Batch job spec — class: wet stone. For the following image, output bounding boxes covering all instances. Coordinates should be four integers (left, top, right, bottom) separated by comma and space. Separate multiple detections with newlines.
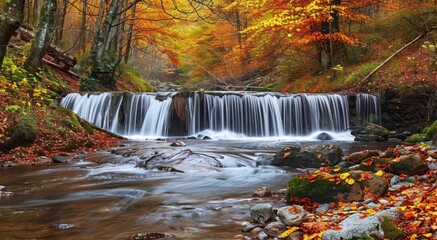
129, 232, 174, 240
277, 205, 308, 226
316, 203, 330, 213
170, 141, 186, 147
250, 203, 273, 224
264, 222, 287, 238
257, 231, 268, 240
242, 222, 256, 232
252, 187, 272, 198
51, 224, 76, 230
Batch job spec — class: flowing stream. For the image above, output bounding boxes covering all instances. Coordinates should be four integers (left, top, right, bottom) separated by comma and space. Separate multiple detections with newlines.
0, 139, 396, 239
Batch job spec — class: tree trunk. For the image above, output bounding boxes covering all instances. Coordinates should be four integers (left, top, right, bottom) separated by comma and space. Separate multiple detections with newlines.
124, 2, 136, 63
79, 0, 87, 53
89, 0, 106, 64
24, 0, 57, 74
55, 0, 67, 44
0, 0, 26, 70
33, 0, 39, 24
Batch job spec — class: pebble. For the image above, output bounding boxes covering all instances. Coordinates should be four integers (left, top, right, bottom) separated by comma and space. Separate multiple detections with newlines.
367, 203, 379, 209
257, 231, 268, 240
390, 175, 400, 186
417, 175, 429, 182
316, 203, 330, 213
362, 199, 374, 205
343, 206, 352, 211
242, 222, 256, 232
428, 163, 437, 170
379, 199, 389, 205
0, 185, 5, 191
51, 224, 76, 230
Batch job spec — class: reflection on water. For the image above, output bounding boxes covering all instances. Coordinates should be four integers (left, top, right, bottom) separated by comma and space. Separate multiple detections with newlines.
0, 139, 395, 239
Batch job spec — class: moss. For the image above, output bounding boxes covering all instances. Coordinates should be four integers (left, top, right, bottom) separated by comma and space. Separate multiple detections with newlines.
404, 133, 427, 143
381, 217, 405, 239
356, 158, 388, 172
7, 113, 39, 147
426, 120, 437, 139
286, 176, 350, 203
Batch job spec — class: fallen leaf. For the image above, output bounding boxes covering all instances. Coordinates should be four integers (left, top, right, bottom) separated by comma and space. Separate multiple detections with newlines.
375, 170, 384, 176
345, 177, 355, 185
302, 222, 330, 234
280, 226, 300, 238
317, 153, 322, 159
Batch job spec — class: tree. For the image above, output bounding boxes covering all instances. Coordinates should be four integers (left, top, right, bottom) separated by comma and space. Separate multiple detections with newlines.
24, 0, 57, 74
0, 0, 26, 70
242, 0, 370, 69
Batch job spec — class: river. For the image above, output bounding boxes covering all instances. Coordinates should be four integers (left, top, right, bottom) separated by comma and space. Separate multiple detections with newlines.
0, 138, 395, 239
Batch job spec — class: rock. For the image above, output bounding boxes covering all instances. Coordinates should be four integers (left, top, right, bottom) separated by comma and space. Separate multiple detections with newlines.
264, 222, 287, 238
129, 232, 174, 239
427, 150, 437, 159
315, 203, 330, 213
362, 199, 374, 205
257, 231, 268, 240
316, 132, 333, 140
322, 208, 402, 240
232, 235, 252, 240
170, 140, 186, 147
347, 150, 380, 164
389, 182, 411, 191
252, 187, 272, 198
350, 171, 389, 199
0, 185, 5, 191
272, 145, 343, 168
277, 205, 308, 226
250, 227, 263, 236
287, 230, 304, 240
428, 163, 437, 170
389, 154, 429, 175
390, 175, 401, 186
351, 123, 390, 141
0, 191, 14, 197
404, 133, 427, 143
51, 224, 76, 230
52, 156, 68, 163
286, 175, 363, 203
250, 204, 273, 225
242, 222, 256, 232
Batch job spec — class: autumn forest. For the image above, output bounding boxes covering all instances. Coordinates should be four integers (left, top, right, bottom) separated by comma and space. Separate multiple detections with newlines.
1, 1, 437, 239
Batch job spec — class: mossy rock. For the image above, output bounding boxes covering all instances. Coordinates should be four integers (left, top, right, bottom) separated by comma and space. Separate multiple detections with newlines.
272, 145, 343, 168
404, 133, 427, 143
286, 176, 358, 203
351, 123, 390, 142
356, 158, 388, 172
381, 217, 405, 239
426, 120, 437, 139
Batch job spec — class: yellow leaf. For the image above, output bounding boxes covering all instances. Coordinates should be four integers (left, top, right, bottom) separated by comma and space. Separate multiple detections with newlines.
340, 172, 350, 180
345, 177, 355, 185
375, 170, 384, 177
280, 226, 300, 238
410, 234, 418, 240
317, 153, 322, 159
333, 167, 342, 172
366, 209, 376, 215
398, 206, 407, 211
392, 157, 400, 162
423, 233, 432, 238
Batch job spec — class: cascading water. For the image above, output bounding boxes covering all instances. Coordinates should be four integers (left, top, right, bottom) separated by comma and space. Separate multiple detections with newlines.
187, 93, 350, 137
61, 92, 174, 137
61, 92, 379, 139
356, 93, 381, 125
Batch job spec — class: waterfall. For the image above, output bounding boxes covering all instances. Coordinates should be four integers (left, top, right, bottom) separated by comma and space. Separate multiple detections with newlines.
61, 92, 380, 139
356, 93, 381, 125
60, 92, 174, 136
187, 93, 349, 137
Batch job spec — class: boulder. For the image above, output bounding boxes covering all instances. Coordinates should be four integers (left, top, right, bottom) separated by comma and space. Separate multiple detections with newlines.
347, 150, 380, 164
272, 145, 343, 168
349, 171, 389, 199
52, 156, 68, 163
389, 154, 429, 175
286, 171, 388, 203
277, 205, 308, 226
322, 208, 402, 240
351, 123, 390, 142
316, 132, 333, 140
264, 222, 287, 238
250, 203, 273, 225
170, 140, 186, 147
286, 176, 363, 203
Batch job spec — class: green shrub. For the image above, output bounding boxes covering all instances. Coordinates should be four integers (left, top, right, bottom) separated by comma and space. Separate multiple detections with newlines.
9, 113, 38, 145
79, 76, 97, 91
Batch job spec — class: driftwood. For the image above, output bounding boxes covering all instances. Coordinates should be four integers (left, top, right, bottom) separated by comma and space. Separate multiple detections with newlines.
11, 26, 77, 74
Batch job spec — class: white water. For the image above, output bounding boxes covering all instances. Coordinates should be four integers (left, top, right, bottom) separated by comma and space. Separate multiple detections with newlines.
61, 92, 380, 140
